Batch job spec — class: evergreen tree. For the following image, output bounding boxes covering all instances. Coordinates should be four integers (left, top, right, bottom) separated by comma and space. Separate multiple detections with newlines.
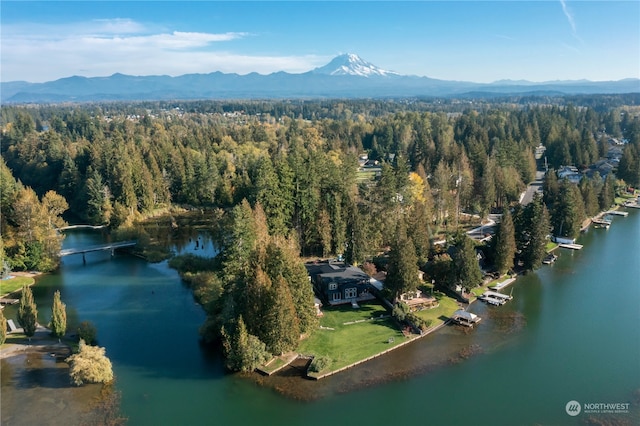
223, 200, 257, 281
492, 208, 516, 275
261, 276, 300, 355
385, 235, 420, 300
263, 239, 318, 334
222, 316, 270, 372
425, 253, 454, 290
617, 144, 639, 187
517, 195, 551, 271
453, 235, 482, 292
50, 290, 67, 340
551, 180, 586, 239
18, 284, 38, 339
599, 173, 616, 211
579, 177, 600, 218
542, 170, 560, 211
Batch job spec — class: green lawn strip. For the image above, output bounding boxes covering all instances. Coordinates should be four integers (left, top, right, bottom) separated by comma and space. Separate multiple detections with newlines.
298, 301, 404, 374
0, 276, 35, 297
299, 318, 404, 374
545, 241, 559, 252
412, 295, 459, 325
259, 357, 287, 375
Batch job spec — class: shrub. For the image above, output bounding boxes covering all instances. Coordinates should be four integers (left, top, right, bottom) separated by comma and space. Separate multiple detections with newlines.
66, 339, 114, 386
392, 302, 410, 322
78, 321, 97, 344
308, 356, 330, 373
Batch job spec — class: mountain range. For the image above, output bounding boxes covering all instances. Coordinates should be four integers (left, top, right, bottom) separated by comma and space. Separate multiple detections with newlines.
2, 53, 639, 103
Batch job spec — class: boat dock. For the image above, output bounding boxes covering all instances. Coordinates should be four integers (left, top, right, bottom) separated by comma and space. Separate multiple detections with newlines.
479, 295, 505, 305
623, 202, 640, 209
592, 218, 611, 226
606, 210, 629, 217
479, 290, 512, 306
559, 243, 583, 250
490, 277, 516, 290
0, 298, 19, 305
451, 309, 481, 327
542, 253, 558, 264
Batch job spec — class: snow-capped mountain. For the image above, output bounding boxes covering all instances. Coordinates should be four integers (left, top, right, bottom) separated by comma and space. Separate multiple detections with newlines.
2, 53, 638, 103
312, 53, 399, 77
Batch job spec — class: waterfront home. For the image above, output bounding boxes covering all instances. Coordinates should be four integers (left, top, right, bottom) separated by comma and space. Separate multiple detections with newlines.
305, 260, 376, 306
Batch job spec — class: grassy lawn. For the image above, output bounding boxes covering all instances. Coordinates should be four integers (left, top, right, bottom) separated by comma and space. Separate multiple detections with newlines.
545, 241, 558, 252
297, 301, 404, 374
412, 293, 459, 324
0, 276, 34, 297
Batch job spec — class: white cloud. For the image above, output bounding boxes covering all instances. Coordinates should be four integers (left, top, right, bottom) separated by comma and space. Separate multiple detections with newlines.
1, 19, 327, 82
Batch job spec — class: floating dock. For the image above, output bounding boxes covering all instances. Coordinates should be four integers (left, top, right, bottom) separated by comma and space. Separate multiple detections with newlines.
606, 210, 629, 217
0, 298, 19, 305
479, 295, 505, 305
559, 243, 583, 250
623, 202, 640, 209
483, 290, 512, 301
479, 290, 512, 306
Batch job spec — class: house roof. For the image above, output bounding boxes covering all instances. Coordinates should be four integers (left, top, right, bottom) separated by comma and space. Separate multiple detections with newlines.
305, 260, 370, 285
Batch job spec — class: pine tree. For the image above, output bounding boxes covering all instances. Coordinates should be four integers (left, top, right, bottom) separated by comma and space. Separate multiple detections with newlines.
222, 316, 270, 372
262, 276, 300, 355
18, 284, 38, 339
617, 144, 639, 187
580, 177, 600, 218
492, 208, 516, 275
599, 173, 616, 211
518, 195, 551, 271
50, 290, 67, 340
551, 180, 585, 239
453, 235, 482, 292
386, 235, 420, 300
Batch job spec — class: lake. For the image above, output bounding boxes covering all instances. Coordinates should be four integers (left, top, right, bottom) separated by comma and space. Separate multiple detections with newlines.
2, 209, 639, 425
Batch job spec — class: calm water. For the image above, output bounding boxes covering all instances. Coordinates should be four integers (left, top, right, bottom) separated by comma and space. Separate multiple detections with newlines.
4, 210, 639, 425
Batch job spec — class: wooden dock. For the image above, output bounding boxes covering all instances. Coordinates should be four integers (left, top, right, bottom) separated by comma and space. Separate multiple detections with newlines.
606, 210, 629, 217
490, 277, 516, 290
623, 202, 640, 209
0, 298, 19, 305
559, 243, 583, 250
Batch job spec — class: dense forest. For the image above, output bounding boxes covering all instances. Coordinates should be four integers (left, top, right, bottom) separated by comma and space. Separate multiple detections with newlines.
1, 96, 639, 369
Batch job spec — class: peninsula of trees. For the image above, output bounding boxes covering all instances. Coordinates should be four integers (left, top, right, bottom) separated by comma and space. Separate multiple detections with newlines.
1, 95, 638, 370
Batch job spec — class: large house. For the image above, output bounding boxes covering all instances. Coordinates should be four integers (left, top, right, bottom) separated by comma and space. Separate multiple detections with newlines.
305, 260, 376, 306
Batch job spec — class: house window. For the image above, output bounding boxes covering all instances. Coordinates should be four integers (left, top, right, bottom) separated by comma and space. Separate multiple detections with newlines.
329, 283, 337, 290
332, 293, 341, 301
345, 288, 357, 299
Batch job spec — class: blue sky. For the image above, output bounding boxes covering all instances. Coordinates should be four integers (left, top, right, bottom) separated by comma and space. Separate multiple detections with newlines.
2, 1, 639, 83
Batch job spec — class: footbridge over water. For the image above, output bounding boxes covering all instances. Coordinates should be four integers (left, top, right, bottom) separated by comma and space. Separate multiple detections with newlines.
59, 240, 137, 261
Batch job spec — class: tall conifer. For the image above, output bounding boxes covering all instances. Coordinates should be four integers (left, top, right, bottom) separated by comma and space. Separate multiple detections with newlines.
50, 290, 67, 340
18, 284, 38, 339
